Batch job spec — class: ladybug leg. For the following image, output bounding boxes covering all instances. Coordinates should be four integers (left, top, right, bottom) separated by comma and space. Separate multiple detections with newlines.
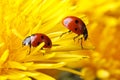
60, 30, 71, 37
73, 35, 79, 41
28, 44, 31, 55
41, 47, 43, 50
40, 47, 45, 55
78, 38, 83, 49
80, 38, 83, 49
74, 36, 84, 49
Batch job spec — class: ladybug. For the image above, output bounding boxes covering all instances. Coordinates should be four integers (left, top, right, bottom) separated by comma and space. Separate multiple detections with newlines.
61, 16, 88, 48
22, 33, 52, 53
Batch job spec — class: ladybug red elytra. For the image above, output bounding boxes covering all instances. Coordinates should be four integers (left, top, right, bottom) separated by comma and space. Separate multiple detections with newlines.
22, 33, 52, 53
61, 16, 88, 48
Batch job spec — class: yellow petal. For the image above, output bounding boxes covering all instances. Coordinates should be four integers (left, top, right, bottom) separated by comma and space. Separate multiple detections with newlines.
0, 49, 9, 66
8, 61, 27, 70
22, 71, 55, 80
24, 52, 56, 62
21, 77, 31, 80
22, 62, 34, 67
7, 70, 55, 80
31, 42, 45, 55
0, 76, 7, 80
0, 42, 4, 48
11, 28, 24, 40
97, 69, 110, 79
50, 53, 89, 62
28, 62, 66, 70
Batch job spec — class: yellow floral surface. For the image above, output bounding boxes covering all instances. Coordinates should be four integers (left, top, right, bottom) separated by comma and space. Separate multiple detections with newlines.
0, 0, 120, 80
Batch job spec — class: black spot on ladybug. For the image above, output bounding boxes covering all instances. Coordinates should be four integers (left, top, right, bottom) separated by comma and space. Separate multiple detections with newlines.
41, 36, 44, 39
75, 20, 79, 24
74, 28, 78, 31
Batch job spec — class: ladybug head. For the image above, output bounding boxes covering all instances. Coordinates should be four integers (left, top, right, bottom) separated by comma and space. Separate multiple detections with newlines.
22, 36, 31, 46
83, 27, 88, 40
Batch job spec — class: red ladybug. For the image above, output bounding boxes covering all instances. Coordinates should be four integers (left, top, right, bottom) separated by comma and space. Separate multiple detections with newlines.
22, 33, 52, 53
61, 16, 88, 48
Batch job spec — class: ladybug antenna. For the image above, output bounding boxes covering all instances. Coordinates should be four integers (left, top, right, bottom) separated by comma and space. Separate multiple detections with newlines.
60, 30, 71, 37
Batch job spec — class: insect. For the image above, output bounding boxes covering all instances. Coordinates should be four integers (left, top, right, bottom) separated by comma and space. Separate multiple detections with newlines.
61, 16, 88, 48
22, 33, 52, 54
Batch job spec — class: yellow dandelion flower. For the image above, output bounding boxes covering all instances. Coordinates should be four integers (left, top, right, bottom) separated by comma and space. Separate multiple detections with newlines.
0, 0, 90, 80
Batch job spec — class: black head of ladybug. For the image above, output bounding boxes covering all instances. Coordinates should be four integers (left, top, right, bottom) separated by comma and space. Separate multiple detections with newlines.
22, 36, 31, 46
